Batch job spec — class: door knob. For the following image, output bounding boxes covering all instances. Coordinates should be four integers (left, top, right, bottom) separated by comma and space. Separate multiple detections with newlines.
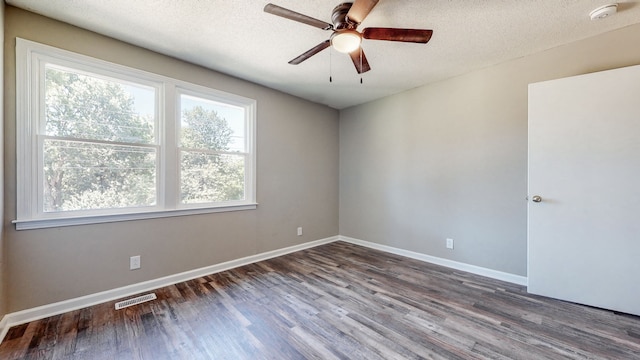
532, 195, 542, 203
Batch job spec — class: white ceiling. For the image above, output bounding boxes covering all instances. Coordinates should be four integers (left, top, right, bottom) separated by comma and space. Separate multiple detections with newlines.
8, 0, 640, 109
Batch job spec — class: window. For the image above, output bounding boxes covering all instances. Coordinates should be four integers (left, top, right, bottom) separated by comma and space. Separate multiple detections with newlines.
43, 64, 158, 212
15, 39, 256, 230
178, 91, 248, 205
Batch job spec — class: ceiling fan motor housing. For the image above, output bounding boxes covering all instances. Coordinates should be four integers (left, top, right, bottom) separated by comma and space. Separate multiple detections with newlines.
332, 3, 358, 29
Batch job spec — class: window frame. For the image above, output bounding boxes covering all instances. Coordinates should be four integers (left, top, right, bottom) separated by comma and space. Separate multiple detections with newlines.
14, 38, 257, 230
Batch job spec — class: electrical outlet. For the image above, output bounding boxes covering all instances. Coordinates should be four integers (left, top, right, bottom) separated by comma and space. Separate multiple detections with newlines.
130, 255, 141, 270
297, 227, 303, 236
446, 238, 454, 250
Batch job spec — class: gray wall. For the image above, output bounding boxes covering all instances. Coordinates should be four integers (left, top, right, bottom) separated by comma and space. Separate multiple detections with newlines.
340, 23, 640, 276
0, 1, 6, 319
3, 7, 339, 312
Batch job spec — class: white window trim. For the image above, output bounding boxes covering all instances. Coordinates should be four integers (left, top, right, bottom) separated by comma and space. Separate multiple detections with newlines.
14, 38, 257, 230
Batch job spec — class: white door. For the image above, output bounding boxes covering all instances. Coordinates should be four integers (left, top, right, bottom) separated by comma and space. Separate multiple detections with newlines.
528, 64, 640, 316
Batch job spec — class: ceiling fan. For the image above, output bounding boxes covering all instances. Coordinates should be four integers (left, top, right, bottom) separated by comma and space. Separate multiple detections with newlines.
264, 0, 433, 74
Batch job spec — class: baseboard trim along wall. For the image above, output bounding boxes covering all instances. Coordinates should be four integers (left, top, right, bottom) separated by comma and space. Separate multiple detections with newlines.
0, 235, 528, 342
0, 236, 338, 342
338, 236, 528, 286
0, 317, 8, 343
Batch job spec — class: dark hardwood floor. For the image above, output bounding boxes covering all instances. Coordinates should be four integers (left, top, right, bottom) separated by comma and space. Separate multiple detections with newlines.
2, 241, 639, 359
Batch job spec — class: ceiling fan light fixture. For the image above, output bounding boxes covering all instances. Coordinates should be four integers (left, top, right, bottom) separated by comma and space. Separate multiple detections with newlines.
331, 30, 362, 53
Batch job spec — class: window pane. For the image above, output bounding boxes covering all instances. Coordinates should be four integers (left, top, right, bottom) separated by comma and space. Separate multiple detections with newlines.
43, 139, 156, 212
180, 151, 245, 204
45, 65, 155, 144
180, 94, 245, 152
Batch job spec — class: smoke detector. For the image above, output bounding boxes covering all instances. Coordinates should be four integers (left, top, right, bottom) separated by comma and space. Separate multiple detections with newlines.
590, 4, 618, 20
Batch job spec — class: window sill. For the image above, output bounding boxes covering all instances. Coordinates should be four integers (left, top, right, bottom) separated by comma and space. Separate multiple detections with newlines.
12, 203, 258, 230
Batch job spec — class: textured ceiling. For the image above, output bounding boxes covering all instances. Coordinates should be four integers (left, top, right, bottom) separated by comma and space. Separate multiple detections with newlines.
7, 0, 640, 109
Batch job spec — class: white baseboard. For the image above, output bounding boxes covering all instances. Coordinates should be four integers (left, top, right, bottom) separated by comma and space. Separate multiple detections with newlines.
338, 235, 528, 286
0, 236, 339, 342
1, 234, 528, 343
0, 316, 7, 343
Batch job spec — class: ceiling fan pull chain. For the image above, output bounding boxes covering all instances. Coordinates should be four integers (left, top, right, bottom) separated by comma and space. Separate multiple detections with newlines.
360, 47, 363, 84
329, 48, 333, 83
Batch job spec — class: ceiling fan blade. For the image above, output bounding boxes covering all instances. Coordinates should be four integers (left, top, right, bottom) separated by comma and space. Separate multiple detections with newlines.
348, 48, 371, 74
289, 40, 331, 65
346, 0, 379, 25
264, 3, 333, 30
363, 28, 433, 43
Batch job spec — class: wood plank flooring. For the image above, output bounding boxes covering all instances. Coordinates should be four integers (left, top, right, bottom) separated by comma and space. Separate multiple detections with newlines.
2, 241, 639, 359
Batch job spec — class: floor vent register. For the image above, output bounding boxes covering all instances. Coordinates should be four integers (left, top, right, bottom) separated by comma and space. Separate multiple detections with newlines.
115, 293, 157, 310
